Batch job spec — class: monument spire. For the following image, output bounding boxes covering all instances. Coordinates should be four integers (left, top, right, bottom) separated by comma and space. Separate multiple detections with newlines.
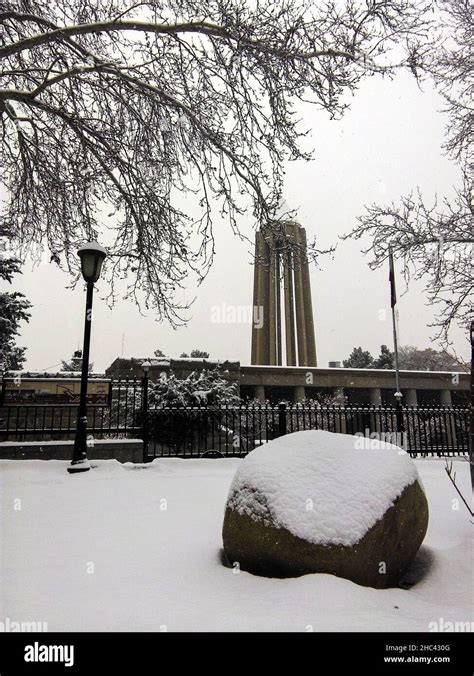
251, 219, 317, 366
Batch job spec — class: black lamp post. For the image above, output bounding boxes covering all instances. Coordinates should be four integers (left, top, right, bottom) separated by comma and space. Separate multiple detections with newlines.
141, 361, 151, 463
394, 389, 404, 447
68, 241, 107, 474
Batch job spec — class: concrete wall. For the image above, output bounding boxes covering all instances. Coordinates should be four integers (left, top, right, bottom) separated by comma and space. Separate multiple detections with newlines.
240, 366, 469, 405
0, 439, 144, 463
240, 365, 469, 391
104, 358, 469, 406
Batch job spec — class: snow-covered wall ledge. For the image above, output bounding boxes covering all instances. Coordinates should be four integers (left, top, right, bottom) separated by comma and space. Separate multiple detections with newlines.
0, 439, 143, 463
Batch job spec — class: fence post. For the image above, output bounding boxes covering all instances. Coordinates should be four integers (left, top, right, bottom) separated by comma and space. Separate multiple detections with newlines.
141, 370, 149, 463
396, 400, 405, 448
278, 402, 287, 438
0, 374, 5, 407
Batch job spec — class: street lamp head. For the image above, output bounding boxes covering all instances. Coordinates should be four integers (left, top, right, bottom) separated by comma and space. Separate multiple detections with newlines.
394, 391, 403, 402
77, 241, 108, 283
142, 361, 151, 374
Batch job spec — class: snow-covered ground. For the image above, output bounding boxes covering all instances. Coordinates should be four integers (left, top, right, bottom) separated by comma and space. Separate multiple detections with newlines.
0, 456, 472, 632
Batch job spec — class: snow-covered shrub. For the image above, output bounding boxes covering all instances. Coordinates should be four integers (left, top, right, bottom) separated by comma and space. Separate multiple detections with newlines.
100, 380, 142, 436
149, 368, 240, 408
405, 408, 469, 454
147, 368, 241, 453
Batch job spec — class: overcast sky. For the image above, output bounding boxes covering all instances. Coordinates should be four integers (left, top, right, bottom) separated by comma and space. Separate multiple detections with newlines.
11, 70, 468, 373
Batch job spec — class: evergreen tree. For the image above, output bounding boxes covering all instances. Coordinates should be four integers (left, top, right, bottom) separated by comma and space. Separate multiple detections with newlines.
0, 237, 31, 372
149, 368, 239, 408
343, 347, 374, 369
374, 344, 394, 369
61, 349, 93, 373
190, 349, 210, 358
180, 349, 210, 358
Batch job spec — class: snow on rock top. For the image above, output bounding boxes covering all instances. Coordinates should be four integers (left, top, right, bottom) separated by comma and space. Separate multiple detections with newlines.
226, 430, 420, 547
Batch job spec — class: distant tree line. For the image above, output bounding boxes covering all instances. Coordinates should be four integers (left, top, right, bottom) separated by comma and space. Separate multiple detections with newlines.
154, 349, 210, 359
343, 345, 467, 372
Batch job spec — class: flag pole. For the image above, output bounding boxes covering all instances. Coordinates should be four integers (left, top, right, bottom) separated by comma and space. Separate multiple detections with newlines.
391, 302, 401, 395
389, 248, 404, 439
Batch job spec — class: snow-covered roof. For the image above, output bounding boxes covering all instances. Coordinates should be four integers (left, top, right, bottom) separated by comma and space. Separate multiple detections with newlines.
115, 357, 238, 366
117, 357, 170, 364
241, 365, 467, 376
4, 372, 107, 379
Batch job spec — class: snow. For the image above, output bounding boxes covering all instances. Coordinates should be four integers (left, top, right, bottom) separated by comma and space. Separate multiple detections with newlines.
226, 430, 419, 546
4, 374, 107, 380
0, 455, 471, 632
243, 364, 463, 376
192, 389, 212, 396
117, 357, 171, 366
173, 358, 236, 364
118, 356, 237, 365
0, 438, 142, 447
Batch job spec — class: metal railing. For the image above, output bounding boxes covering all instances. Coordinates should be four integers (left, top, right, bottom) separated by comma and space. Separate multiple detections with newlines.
0, 378, 142, 441
145, 403, 470, 459
0, 380, 469, 459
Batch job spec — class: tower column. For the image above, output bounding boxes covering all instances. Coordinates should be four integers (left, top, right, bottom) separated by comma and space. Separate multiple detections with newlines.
283, 250, 297, 366
293, 385, 306, 402
251, 232, 263, 364
268, 235, 277, 365
370, 388, 382, 406
254, 232, 271, 365
275, 249, 282, 365
293, 235, 309, 365
298, 227, 317, 366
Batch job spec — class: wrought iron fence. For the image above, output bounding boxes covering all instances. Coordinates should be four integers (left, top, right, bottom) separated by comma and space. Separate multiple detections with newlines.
0, 378, 142, 441
0, 378, 469, 459
146, 403, 281, 458
145, 403, 470, 459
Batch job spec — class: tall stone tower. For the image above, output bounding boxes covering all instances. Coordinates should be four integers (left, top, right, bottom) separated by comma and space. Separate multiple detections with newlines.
251, 221, 317, 366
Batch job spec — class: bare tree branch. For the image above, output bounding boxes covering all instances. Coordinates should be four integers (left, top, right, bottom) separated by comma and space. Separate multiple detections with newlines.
344, 0, 473, 347
0, 0, 432, 323
445, 460, 474, 517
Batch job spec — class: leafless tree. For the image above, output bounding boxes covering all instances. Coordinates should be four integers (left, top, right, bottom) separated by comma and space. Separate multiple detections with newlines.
0, 0, 430, 324
344, 0, 473, 347
433, 0, 472, 168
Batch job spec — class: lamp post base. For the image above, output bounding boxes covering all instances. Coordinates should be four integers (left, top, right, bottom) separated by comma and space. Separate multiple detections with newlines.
67, 458, 91, 474
69, 413, 90, 474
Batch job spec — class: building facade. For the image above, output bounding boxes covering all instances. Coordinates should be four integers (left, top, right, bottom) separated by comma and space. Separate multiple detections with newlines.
105, 357, 470, 407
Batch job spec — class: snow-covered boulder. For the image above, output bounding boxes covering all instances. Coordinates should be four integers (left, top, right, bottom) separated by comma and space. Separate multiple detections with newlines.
222, 430, 429, 588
